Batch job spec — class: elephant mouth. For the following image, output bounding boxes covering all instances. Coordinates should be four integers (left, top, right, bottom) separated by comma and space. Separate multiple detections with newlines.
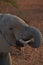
19, 35, 34, 44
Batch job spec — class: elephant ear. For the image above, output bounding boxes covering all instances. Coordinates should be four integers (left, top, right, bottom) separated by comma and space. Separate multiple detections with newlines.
27, 26, 42, 48
0, 33, 10, 52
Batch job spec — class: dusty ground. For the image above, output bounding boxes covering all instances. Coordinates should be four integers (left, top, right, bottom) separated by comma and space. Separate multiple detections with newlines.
0, 0, 43, 65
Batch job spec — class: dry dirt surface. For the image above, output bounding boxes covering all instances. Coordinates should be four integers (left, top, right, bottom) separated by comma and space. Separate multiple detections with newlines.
0, 0, 43, 65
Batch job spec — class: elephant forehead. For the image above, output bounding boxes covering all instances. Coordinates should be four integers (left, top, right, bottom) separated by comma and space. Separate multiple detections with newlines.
0, 34, 10, 53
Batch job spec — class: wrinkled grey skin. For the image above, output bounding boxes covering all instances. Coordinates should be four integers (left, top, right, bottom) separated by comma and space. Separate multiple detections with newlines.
0, 13, 42, 65
0, 14, 31, 52
0, 13, 42, 52
0, 14, 28, 52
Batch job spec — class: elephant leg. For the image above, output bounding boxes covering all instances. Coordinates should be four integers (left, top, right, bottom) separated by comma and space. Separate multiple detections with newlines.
1, 53, 12, 65
0, 54, 3, 65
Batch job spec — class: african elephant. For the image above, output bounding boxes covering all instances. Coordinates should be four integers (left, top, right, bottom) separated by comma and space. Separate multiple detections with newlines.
0, 13, 42, 65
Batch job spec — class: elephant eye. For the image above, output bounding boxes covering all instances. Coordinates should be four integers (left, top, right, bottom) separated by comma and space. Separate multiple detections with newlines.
9, 27, 13, 30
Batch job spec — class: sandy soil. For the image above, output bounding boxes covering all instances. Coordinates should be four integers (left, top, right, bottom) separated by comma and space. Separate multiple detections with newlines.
0, 0, 43, 65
